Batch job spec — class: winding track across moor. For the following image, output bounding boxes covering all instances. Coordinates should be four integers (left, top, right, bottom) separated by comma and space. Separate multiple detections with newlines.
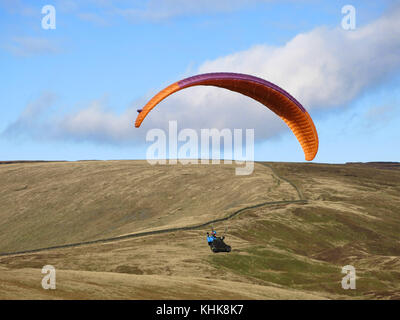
0, 163, 307, 257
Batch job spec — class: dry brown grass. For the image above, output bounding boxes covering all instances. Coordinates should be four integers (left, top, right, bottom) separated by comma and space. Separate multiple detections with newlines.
0, 161, 295, 253
0, 160, 399, 299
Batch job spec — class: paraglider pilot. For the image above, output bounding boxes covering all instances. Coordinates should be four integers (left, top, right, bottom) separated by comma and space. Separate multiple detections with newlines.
211, 230, 224, 241
206, 232, 214, 246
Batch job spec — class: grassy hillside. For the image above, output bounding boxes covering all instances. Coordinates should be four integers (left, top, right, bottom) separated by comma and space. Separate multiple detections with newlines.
0, 161, 295, 253
0, 160, 399, 299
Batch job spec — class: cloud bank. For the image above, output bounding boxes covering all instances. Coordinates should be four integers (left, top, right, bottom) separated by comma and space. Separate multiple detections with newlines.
3, 5, 400, 145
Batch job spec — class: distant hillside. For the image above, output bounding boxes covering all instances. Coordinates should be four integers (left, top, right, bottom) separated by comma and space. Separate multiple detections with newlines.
0, 161, 399, 299
0, 161, 296, 253
345, 162, 400, 170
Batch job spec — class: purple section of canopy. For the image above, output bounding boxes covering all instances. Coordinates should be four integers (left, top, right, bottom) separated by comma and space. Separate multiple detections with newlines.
177, 72, 306, 113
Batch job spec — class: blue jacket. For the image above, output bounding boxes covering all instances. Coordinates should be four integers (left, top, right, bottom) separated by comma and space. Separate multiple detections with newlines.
207, 236, 214, 243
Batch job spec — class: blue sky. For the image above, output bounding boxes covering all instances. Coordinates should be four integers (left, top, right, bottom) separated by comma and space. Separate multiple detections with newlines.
0, 0, 399, 163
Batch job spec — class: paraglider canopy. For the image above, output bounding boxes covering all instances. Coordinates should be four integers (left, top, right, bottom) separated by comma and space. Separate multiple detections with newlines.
134, 72, 318, 161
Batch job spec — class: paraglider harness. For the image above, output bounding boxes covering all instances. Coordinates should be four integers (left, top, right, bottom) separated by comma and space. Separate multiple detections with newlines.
207, 230, 231, 253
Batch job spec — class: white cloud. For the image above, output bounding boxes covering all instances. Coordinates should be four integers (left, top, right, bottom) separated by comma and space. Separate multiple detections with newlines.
198, 9, 400, 110
6, 37, 62, 57
114, 0, 274, 22
4, 6, 400, 145
58, 99, 138, 143
2, 92, 57, 139
135, 5, 400, 138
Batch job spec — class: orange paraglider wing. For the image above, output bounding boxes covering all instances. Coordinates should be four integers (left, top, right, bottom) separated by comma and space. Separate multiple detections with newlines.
135, 72, 318, 161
